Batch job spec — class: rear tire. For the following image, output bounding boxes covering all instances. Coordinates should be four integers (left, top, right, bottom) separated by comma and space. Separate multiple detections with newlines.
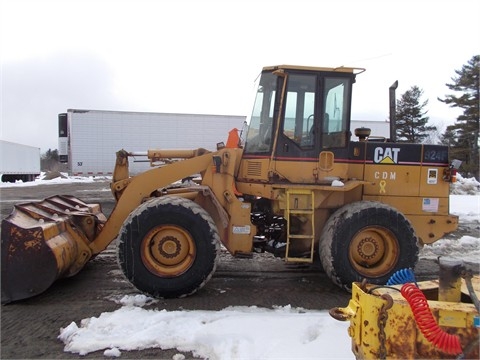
319, 201, 419, 291
117, 196, 220, 298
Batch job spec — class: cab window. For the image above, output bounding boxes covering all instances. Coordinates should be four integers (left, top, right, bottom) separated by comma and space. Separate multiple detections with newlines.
322, 77, 351, 148
282, 74, 316, 148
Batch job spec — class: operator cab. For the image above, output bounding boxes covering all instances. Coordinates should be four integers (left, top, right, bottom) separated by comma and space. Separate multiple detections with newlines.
241, 65, 364, 184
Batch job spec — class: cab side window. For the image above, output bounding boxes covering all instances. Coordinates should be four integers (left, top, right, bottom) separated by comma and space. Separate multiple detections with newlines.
322, 77, 351, 148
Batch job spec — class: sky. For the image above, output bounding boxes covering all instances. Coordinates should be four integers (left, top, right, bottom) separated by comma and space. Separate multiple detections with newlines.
1, 0, 479, 152
2, 173, 479, 358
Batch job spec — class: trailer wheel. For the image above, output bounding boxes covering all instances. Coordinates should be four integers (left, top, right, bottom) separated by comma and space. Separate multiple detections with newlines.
319, 201, 419, 291
117, 196, 220, 298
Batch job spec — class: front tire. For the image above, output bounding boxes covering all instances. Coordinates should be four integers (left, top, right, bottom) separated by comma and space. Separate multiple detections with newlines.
319, 201, 419, 291
117, 196, 220, 298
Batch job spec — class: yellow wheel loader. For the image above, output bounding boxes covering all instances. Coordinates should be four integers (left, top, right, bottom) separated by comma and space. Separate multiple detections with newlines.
1, 65, 460, 303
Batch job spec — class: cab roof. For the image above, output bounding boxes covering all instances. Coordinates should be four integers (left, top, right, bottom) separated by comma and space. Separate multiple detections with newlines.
262, 64, 366, 74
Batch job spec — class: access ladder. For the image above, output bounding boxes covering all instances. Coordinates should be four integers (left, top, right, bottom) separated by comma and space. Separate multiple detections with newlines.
285, 189, 315, 262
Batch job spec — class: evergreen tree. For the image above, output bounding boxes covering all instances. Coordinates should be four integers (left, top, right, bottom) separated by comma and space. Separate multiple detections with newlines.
41, 149, 59, 171
395, 86, 436, 143
439, 55, 479, 180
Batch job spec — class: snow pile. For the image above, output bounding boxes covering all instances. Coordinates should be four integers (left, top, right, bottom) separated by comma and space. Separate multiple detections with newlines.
58, 304, 351, 359
450, 173, 480, 195
0, 171, 107, 187
419, 235, 480, 263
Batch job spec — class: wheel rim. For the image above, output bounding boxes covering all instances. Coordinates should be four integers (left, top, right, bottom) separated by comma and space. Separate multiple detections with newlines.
141, 225, 196, 277
348, 226, 399, 278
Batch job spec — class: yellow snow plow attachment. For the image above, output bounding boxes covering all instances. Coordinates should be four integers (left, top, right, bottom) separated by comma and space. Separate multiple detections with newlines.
1, 195, 106, 303
330, 262, 480, 359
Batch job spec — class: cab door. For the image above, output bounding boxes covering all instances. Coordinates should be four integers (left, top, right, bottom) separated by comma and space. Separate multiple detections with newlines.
273, 72, 353, 183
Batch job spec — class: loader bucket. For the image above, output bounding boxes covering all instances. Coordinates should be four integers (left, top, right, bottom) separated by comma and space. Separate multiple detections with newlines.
1, 195, 106, 303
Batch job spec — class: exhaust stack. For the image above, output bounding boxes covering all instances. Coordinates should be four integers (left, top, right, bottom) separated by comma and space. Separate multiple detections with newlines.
389, 80, 398, 142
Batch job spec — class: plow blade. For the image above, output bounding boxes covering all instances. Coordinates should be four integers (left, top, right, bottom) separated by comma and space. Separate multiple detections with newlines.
1, 195, 106, 303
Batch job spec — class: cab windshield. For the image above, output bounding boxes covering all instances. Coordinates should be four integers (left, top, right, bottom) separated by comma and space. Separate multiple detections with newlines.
244, 73, 277, 153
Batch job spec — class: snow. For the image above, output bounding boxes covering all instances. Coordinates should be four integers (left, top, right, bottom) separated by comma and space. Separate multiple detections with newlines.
58, 304, 351, 359
2, 172, 479, 359
0, 173, 106, 187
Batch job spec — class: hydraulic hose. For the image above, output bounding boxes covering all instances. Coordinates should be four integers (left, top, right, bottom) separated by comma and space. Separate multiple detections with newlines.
401, 283, 463, 356
462, 269, 480, 312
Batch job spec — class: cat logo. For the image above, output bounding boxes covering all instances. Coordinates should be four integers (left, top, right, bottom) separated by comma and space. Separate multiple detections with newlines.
374, 147, 401, 164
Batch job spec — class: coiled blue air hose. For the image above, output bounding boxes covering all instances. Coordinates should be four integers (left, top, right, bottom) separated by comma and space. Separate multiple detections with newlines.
386, 268, 417, 286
